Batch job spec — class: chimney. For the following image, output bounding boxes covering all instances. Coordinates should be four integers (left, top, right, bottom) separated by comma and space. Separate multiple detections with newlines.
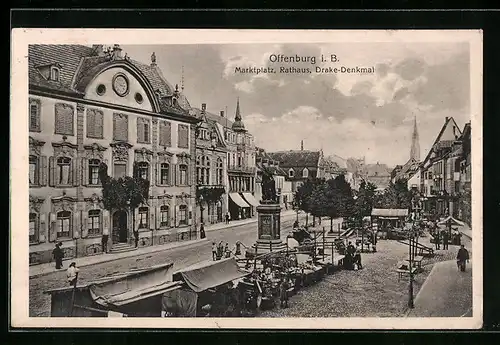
220, 110, 225, 117
92, 44, 104, 57
201, 103, 207, 114
112, 44, 122, 59
445, 116, 449, 122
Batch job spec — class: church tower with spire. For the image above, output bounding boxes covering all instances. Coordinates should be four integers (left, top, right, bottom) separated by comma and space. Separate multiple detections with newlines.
409, 115, 420, 161
232, 97, 246, 132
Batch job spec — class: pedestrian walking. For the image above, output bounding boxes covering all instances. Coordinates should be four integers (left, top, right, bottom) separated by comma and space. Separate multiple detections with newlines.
225, 212, 231, 224
66, 262, 79, 287
133, 230, 139, 248
52, 242, 64, 269
224, 242, 231, 258
456, 244, 470, 272
279, 277, 290, 308
442, 230, 449, 250
434, 230, 441, 250
212, 242, 217, 261
101, 228, 109, 254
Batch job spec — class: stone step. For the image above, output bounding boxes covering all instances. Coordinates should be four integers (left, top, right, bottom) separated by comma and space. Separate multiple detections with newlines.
110, 244, 137, 254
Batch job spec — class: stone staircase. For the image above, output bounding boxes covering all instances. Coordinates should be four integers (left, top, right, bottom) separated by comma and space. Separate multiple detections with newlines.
109, 242, 137, 254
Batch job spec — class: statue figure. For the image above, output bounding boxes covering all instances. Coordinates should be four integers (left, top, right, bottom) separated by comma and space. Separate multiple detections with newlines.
261, 168, 277, 203
151, 52, 157, 64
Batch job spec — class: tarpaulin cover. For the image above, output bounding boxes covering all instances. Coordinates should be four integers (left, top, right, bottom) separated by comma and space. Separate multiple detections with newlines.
371, 208, 409, 217
438, 216, 465, 226
162, 288, 198, 316
241, 192, 260, 207
89, 263, 178, 307
173, 258, 250, 293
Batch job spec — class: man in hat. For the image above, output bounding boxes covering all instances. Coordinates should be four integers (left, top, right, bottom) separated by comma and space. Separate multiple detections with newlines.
52, 242, 64, 269
456, 244, 470, 272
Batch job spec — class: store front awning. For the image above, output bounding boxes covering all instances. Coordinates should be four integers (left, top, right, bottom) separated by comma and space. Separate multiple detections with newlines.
241, 192, 260, 207
229, 193, 250, 208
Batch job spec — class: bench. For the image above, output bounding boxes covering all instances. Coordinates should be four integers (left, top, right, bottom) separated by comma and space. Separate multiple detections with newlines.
405, 255, 424, 271
395, 267, 418, 282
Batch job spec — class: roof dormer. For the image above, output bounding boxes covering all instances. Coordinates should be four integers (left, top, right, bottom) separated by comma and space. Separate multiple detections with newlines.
36, 63, 62, 82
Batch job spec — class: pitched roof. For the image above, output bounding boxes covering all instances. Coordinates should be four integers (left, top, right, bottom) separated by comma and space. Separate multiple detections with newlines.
29, 44, 191, 117
267, 150, 321, 168
364, 163, 391, 177
191, 108, 234, 128
422, 116, 462, 166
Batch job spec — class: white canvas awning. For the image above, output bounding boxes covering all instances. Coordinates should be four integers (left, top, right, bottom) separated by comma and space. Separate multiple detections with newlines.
241, 192, 260, 207
229, 193, 250, 208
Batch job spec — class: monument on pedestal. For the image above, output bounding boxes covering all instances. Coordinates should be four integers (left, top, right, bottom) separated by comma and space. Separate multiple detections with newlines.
253, 168, 286, 254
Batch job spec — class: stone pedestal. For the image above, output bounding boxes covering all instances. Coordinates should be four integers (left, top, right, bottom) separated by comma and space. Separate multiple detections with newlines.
252, 202, 286, 254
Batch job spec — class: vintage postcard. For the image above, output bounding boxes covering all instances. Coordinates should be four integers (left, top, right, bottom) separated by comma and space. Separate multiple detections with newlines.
10, 29, 483, 329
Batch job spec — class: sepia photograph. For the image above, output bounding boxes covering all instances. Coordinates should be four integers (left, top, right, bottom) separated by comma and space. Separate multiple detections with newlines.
10, 29, 482, 329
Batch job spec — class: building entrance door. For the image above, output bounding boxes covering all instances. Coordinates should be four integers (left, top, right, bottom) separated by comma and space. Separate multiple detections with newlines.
112, 210, 128, 243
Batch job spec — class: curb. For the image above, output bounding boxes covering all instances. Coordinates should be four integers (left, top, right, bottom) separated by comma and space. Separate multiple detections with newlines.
404, 260, 439, 318
29, 238, 209, 279
460, 230, 472, 241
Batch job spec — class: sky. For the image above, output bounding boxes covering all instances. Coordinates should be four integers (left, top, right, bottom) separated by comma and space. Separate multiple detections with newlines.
121, 42, 470, 167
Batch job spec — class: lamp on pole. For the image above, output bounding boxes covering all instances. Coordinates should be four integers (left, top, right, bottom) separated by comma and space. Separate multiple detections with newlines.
408, 221, 416, 309
199, 192, 205, 239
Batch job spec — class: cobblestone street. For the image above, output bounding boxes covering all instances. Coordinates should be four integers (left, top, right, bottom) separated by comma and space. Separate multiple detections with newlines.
29, 215, 301, 317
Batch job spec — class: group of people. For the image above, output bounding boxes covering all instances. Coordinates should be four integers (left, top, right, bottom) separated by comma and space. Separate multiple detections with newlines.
212, 241, 241, 261
432, 229, 451, 250
52, 243, 80, 286
344, 241, 363, 270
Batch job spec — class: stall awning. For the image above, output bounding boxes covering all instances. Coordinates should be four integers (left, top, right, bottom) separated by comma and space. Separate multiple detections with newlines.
173, 258, 251, 293
241, 192, 260, 207
87, 262, 178, 307
229, 193, 250, 208
438, 216, 465, 226
371, 208, 408, 217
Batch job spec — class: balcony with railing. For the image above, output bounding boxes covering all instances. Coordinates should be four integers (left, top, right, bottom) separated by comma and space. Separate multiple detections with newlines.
227, 165, 256, 174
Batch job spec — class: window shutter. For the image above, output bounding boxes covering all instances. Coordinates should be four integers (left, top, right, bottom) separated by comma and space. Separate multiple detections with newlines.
135, 209, 141, 230
73, 212, 79, 238
48, 157, 55, 187
81, 214, 88, 238
155, 162, 160, 186
188, 204, 193, 225
48, 214, 56, 242
175, 205, 180, 227
81, 157, 88, 186
102, 210, 110, 235
137, 118, 144, 143
39, 214, 46, 243
39, 156, 47, 186
72, 159, 79, 186
156, 206, 162, 228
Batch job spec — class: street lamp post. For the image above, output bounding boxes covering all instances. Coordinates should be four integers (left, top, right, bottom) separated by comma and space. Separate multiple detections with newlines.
408, 222, 416, 309
199, 193, 205, 239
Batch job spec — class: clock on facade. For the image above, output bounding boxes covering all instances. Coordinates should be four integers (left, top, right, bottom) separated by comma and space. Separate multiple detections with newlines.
112, 74, 129, 96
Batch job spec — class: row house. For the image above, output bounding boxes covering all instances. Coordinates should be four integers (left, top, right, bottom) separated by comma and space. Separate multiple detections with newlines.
419, 117, 469, 219
192, 104, 228, 226
255, 147, 293, 210
192, 100, 258, 222
28, 44, 198, 265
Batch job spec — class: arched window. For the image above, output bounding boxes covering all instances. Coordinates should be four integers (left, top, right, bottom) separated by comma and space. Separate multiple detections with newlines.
160, 205, 169, 227
205, 156, 211, 185
289, 169, 295, 178
57, 210, 71, 238
88, 159, 101, 185
216, 158, 223, 185
29, 212, 38, 244
196, 156, 203, 184
179, 205, 187, 225
29, 155, 38, 185
57, 157, 71, 185
302, 168, 309, 178
179, 164, 188, 185
137, 162, 149, 181
88, 209, 101, 236
138, 207, 149, 229
160, 163, 170, 185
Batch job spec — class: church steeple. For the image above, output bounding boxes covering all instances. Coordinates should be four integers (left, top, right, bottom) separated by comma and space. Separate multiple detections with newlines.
301, 140, 304, 151
232, 97, 246, 132
410, 115, 420, 161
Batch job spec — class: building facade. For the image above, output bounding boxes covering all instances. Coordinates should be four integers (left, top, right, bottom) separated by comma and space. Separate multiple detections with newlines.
28, 44, 199, 265
419, 117, 464, 218
193, 104, 228, 226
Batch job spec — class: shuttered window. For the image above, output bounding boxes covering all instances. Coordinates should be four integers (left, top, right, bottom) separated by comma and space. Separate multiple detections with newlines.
29, 99, 41, 132
54, 103, 74, 135
87, 109, 104, 138
160, 205, 169, 227
179, 205, 188, 225
178, 124, 189, 148
88, 210, 101, 236
159, 121, 172, 147
113, 113, 128, 141
137, 117, 151, 144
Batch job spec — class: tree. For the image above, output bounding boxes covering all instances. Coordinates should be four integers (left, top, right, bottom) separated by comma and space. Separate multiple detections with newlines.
375, 178, 412, 210
294, 177, 324, 226
354, 180, 377, 226
99, 162, 150, 241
